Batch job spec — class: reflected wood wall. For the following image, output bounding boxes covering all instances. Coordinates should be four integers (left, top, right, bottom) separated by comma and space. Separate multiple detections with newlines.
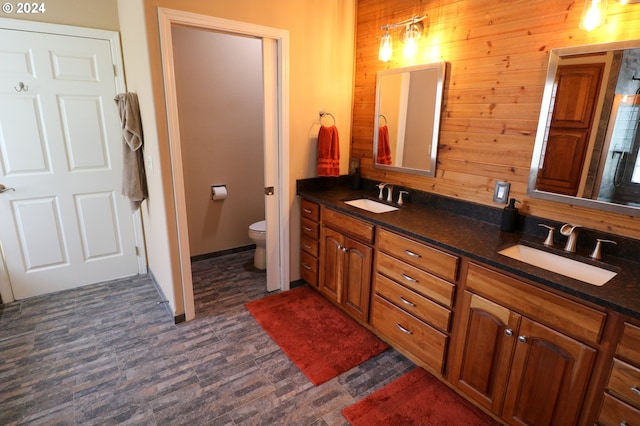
352, 0, 640, 239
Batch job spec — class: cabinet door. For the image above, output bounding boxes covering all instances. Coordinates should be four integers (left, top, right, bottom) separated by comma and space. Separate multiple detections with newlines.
536, 129, 590, 196
551, 63, 603, 128
451, 291, 520, 414
320, 227, 344, 304
503, 318, 597, 426
343, 237, 373, 322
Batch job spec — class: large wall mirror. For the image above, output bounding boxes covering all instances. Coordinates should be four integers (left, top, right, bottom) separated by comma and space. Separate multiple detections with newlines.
373, 62, 445, 177
528, 40, 640, 216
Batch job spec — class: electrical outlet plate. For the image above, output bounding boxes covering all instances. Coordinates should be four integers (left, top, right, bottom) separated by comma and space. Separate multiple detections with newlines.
493, 181, 510, 204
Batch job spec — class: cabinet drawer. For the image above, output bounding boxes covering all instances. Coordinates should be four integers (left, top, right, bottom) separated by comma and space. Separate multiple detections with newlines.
378, 228, 459, 282
617, 322, 640, 365
300, 251, 318, 287
376, 251, 454, 308
301, 199, 320, 221
322, 207, 374, 244
598, 393, 640, 426
374, 273, 451, 332
371, 295, 447, 373
301, 218, 320, 240
466, 263, 606, 346
608, 358, 640, 408
301, 235, 319, 257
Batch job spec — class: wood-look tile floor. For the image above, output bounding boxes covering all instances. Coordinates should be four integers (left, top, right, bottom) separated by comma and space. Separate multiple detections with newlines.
0, 250, 414, 425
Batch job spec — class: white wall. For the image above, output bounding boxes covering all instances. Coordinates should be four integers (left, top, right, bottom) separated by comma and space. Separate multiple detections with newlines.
172, 26, 265, 256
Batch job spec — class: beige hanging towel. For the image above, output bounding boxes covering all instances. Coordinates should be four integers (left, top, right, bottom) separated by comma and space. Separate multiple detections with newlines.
114, 92, 148, 211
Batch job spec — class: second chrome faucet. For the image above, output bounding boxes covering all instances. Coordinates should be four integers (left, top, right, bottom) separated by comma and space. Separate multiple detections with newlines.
560, 224, 581, 253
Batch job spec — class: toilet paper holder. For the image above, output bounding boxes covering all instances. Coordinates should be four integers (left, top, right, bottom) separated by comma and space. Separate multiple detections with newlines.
211, 184, 227, 201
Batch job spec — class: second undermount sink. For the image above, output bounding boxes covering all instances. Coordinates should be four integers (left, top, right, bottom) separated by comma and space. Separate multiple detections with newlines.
344, 198, 399, 213
498, 244, 617, 286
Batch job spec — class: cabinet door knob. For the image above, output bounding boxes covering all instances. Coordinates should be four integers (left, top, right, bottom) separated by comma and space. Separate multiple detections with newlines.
401, 273, 418, 283
396, 323, 413, 335
504, 328, 513, 337
399, 297, 416, 307
518, 335, 528, 343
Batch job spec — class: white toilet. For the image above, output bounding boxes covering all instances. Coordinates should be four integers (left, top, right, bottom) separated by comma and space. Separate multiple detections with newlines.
248, 220, 267, 270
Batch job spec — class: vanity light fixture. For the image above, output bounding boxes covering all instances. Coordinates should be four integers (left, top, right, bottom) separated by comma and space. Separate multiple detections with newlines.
379, 15, 426, 62
580, 0, 607, 31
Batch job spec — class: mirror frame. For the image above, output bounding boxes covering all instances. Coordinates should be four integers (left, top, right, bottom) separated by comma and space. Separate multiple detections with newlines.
373, 61, 445, 177
528, 39, 640, 217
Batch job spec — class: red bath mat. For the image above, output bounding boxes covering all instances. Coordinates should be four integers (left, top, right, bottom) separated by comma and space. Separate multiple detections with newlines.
342, 367, 501, 425
245, 286, 388, 385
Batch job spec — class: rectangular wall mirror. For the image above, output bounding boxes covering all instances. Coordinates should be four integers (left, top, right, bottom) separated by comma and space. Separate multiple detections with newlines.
373, 62, 445, 177
528, 40, 640, 217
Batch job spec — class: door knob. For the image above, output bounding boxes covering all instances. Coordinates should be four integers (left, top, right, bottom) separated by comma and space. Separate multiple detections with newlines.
0, 184, 15, 193
518, 335, 528, 343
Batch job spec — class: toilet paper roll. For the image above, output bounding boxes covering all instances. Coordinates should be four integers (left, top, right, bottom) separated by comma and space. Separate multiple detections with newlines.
212, 185, 227, 201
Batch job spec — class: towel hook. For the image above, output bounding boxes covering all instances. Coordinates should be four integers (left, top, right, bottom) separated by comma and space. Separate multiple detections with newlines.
14, 82, 28, 92
319, 110, 336, 126
378, 114, 387, 126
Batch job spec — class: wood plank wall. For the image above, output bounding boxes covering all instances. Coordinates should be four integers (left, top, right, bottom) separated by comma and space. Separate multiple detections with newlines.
353, 0, 640, 239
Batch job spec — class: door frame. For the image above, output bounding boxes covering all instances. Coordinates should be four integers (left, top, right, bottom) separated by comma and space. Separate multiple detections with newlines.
157, 8, 290, 320
0, 17, 147, 304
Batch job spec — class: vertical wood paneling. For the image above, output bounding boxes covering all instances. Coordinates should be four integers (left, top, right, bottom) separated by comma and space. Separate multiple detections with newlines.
353, 0, 640, 238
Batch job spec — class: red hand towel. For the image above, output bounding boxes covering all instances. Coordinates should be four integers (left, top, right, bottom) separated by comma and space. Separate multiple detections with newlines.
377, 125, 392, 165
317, 125, 340, 176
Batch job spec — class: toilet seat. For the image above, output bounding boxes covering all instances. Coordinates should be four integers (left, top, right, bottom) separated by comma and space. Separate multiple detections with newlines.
249, 220, 266, 233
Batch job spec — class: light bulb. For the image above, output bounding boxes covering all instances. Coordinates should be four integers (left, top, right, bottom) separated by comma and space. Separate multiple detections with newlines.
581, 0, 607, 31
378, 32, 392, 62
403, 23, 421, 59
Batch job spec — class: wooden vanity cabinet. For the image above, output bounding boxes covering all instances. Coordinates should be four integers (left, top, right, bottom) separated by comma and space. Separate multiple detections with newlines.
300, 199, 320, 287
371, 228, 459, 374
319, 207, 374, 322
450, 262, 606, 426
598, 321, 640, 425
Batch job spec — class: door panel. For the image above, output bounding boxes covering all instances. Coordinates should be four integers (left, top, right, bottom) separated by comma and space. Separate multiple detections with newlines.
503, 318, 597, 426
0, 27, 138, 299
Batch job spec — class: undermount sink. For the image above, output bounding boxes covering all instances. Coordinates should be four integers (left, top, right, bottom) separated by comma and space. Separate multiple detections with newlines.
344, 198, 399, 213
498, 244, 617, 286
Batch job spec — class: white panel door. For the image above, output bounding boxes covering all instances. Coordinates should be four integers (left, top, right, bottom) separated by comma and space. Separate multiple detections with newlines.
0, 28, 139, 299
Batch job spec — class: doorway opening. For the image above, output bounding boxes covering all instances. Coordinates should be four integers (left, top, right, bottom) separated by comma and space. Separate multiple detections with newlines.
158, 9, 290, 321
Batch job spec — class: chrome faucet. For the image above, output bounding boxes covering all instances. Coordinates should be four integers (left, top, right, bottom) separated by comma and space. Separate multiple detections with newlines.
377, 182, 393, 201
560, 224, 581, 253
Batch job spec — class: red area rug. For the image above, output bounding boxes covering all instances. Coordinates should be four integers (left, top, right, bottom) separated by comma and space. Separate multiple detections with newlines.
342, 367, 501, 426
245, 286, 388, 385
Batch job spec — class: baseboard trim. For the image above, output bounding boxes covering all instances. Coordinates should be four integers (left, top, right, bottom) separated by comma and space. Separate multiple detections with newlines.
190, 245, 255, 263
147, 268, 183, 323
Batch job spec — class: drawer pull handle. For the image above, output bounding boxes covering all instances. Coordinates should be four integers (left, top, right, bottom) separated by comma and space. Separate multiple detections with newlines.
620, 422, 628, 426
396, 323, 413, 335
303, 226, 312, 232
631, 386, 640, 395
402, 273, 418, 283
303, 208, 312, 214
400, 297, 416, 307
404, 249, 421, 258
302, 263, 312, 270
303, 243, 312, 249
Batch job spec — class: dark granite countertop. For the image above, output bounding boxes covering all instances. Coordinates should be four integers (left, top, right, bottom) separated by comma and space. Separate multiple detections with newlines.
297, 178, 640, 320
